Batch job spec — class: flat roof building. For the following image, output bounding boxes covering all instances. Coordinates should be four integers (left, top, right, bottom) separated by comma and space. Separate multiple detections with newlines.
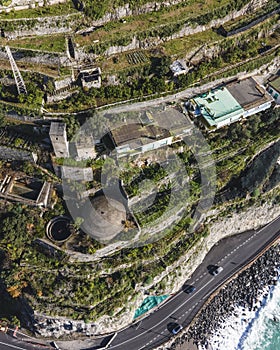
110, 123, 172, 157
192, 87, 243, 128
75, 133, 96, 160
170, 60, 188, 76
106, 106, 192, 158
190, 77, 273, 129
79, 67, 101, 89
227, 77, 270, 110
267, 75, 280, 104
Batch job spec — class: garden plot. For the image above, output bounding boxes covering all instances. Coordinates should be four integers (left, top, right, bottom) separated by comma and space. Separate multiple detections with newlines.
125, 51, 149, 65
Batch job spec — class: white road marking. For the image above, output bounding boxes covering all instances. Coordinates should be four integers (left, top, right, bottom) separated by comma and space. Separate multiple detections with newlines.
111, 217, 280, 350
0, 342, 31, 350
110, 278, 214, 349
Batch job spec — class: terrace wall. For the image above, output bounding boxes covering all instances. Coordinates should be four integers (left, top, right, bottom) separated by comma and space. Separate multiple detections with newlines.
0, 0, 67, 13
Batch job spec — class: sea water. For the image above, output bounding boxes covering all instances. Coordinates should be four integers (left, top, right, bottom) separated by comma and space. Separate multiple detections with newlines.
207, 280, 280, 350
240, 282, 280, 350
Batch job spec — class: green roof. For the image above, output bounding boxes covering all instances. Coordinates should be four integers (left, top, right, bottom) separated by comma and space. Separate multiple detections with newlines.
193, 87, 244, 126
269, 76, 280, 93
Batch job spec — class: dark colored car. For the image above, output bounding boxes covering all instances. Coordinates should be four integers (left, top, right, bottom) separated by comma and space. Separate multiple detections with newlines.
184, 285, 196, 294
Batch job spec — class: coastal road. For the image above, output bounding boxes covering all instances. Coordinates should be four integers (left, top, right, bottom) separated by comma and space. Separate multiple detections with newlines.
106, 215, 280, 350
0, 331, 51, 350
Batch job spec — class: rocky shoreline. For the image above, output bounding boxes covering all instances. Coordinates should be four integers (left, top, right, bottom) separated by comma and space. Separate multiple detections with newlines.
162, 242, 280, 350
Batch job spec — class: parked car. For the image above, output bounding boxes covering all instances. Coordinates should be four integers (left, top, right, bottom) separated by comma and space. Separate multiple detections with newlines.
171, 324, 183, 335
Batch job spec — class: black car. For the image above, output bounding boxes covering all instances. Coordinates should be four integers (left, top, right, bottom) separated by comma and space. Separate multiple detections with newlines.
183, 285, 196, 294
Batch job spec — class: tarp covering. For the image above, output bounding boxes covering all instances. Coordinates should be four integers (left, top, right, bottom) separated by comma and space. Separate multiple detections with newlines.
134, 295, 169, 319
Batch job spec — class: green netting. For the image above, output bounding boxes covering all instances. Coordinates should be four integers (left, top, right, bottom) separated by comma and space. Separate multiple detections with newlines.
134, 295, 169, 319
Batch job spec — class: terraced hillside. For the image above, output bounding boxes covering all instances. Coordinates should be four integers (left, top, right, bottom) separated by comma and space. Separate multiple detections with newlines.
0, 0, 278, 113
0, 0, 279, 341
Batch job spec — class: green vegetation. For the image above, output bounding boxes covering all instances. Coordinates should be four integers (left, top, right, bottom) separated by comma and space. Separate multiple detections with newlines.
79, 0, 250, 55
0, 107, 278, 323
162, 29, 220, 57
8, 34, 66, 53
0, 1, 78, 20
0, 0, 279, 325
222, 0, 280, 33
0, 0, 12, 5
209, 108, 280, 190
83, 0, 248, 22
0, 71, 44, 111
46, 23, 279, 112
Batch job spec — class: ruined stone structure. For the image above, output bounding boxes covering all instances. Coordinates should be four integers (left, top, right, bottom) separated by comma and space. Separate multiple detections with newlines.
0, 145, 37, 162
49, 122, 69, 158
0, 175, 52, 207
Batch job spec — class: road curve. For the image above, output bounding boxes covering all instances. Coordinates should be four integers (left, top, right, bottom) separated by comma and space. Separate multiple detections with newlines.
1, 217, 279, 350
108, 215, 280, 350
0, 332, 50, 350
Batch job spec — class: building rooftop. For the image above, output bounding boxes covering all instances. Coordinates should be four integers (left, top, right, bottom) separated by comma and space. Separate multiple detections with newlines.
227, 77, 271, 110
61, 166, 93, 181
111, 123, 171, 148
269, 75, 280, 93
102, 105, 192, 155
170, 60, 188, 76
49, 122, 66, 136
152, 108, 192, 135
193, 87, 244, 127
81, 194, 127, 241
75, 134, 94, 149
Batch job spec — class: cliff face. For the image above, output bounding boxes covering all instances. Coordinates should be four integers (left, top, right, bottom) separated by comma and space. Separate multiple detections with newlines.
3, 14, 80, 39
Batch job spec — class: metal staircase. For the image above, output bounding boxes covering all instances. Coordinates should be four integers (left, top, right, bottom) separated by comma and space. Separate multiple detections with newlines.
5, 46, 27, 95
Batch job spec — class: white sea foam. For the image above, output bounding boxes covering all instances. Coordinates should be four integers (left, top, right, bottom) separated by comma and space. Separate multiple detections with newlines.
201, 285, 272, 350
200, 275, 280, 350
241, 282, 280, 350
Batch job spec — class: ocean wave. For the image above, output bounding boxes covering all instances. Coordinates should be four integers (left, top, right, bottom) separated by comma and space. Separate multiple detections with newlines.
241, 280, 280, 350
206, 275, 280, 350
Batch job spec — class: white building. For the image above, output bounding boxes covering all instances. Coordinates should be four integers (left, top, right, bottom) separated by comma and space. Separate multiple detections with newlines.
190, 77, 274, 129
170, 60, 188, 76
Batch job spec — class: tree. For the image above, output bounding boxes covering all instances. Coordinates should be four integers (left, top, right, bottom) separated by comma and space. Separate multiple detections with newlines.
72, 217, 84, 232
151, 56, 172, 77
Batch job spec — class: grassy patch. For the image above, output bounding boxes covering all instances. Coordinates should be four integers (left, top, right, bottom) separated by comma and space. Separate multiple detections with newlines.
0, 59, 68, 78
75, 0, 234, 48
0, 1, 78, 20
99, 50, 150, 75
5, 34, 66, 53
162, 29, 221, 57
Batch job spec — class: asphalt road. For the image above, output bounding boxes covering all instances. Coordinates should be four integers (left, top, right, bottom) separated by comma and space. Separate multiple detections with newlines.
0, 331, 51, 350
108, 215, 280, 350
1, 216, 279, 350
